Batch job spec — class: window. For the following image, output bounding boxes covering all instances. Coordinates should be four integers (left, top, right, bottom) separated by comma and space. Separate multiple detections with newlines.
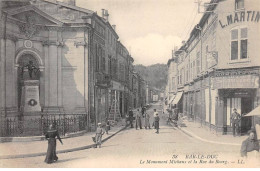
95, 44, 100, 71
190, 62, 193, 80
181, 68, 184, 85
235, 0, 244, 10
231, 27, 248, 61
231, 29, 238, 60
101, 49, 105, 72
108, 56, 112, 76
172, 77, 175, 90
180, 70, 182, 85
240, 28, 248, 59
193, 61, 196, 78
196, 52, 201, 75
186, 65, 189, 82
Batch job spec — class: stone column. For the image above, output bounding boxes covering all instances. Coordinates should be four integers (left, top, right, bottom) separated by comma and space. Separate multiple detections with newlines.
49, 42, 58, 107
84, 31, 89, 113
43, 43, 49, 108
39, 66, 45, 109
0, 38, 5, 116
43, 29, 60, 113
57, 31, 63, 109
5, 37, 18, 116
74, 37, 87, 114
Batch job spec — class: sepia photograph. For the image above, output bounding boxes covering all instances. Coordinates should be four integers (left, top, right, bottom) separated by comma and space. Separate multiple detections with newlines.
0, 0, 259, 168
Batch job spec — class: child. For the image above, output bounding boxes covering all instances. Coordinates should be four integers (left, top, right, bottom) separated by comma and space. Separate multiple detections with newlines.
94, 123, 105, 148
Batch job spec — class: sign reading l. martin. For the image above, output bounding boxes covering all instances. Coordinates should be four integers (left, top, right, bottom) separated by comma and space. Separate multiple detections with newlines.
219, 10, 260, 28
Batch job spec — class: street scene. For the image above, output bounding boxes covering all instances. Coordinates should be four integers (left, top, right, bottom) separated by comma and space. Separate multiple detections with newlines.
0, 0, 260, 168
1, 102, 258, 168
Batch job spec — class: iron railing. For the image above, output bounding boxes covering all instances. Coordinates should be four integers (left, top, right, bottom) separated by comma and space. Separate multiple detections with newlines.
0, 114, 89, 137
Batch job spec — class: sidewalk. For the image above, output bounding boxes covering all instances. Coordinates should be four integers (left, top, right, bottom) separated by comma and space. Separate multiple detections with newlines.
176, 119, 246, 146
0, 120, 127, 159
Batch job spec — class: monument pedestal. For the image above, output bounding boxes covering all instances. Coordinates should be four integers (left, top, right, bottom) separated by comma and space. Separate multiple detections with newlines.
22, 80, 41, 113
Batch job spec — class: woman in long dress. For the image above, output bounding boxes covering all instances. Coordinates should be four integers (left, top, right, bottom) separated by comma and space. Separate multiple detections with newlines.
44, 124, 63, 164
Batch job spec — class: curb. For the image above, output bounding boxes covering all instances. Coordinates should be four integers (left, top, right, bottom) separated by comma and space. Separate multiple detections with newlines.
0, 126, 127, 160
176, 125, 241, 146
0, 130, 89, 143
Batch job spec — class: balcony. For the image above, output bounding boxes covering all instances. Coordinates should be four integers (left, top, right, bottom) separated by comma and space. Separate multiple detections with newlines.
95, 72, 112, 88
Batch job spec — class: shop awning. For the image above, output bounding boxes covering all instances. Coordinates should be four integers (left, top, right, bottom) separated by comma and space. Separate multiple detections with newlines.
244, 106, 260, 117
169, 96, 175, 104
172, 91, 183, 105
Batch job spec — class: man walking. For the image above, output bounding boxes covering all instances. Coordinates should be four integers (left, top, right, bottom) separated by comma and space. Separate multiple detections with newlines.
135, 108, 142, 129
141, 105, 146, 117
144, 109, 151, 129
153, 108, 158, 128
230, 108, 241, 137
128, 108, 134, 128
154, 112, 160, 134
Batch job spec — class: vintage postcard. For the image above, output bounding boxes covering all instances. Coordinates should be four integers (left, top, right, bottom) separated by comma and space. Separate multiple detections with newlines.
0, 0, 259, 168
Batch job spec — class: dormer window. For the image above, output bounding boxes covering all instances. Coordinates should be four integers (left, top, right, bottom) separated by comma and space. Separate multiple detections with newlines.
235, 0, 244, 11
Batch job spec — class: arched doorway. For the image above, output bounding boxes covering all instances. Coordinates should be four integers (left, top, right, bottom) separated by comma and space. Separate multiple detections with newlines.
17, 53, 41, 115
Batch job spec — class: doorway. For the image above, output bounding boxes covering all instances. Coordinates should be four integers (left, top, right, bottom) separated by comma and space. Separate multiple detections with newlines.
226, 97, 253, 134
119, 92, 123, 117
241, 98, 253, 134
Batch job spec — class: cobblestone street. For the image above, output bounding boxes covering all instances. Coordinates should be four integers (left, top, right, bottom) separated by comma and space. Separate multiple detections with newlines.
1, 104, 258, 168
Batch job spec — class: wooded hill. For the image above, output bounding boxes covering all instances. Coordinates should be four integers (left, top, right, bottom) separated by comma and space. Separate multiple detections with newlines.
134, 64, 168, 90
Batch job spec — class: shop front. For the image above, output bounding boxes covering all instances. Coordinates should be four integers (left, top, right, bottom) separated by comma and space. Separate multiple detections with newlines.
219, 89, 256, 134
108, 81, 125, 120
213, 68, 260, 134
172, 91, 183, 114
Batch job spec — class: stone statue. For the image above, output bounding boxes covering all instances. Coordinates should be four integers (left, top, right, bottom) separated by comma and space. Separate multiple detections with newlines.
20, 60, 39, 79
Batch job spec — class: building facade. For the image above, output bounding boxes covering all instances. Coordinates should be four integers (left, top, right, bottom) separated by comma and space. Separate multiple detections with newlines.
167, 0, 260, 134
0, 0, 142, 136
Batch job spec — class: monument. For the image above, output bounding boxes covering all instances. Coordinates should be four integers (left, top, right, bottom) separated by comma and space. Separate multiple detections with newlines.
19, 60, 41, 113
22, 80, 41, 113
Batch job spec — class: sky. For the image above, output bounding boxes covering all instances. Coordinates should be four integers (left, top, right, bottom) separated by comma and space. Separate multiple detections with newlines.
77, 0, 210, 66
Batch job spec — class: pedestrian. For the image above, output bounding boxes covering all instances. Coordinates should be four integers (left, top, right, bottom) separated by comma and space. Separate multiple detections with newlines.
135, 108, 143, 129
44, 124, 63, 164
152, 109, 159, 128
240, 130, 259, 157
128, 108, 134, 128
173, 108, 179, 127
141, 105, 146, 117
105, 119, 110, 134
230, 108, 241, 137
144, 110, 151, 129
94, 123, 105, 148
154, 113, 160, 134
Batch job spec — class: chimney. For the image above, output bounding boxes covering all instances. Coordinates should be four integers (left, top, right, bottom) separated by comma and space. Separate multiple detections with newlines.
102, 9, 105, 18
104, 10, 109, 21
59, 0, 76, 6
112, 25, 116, 31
